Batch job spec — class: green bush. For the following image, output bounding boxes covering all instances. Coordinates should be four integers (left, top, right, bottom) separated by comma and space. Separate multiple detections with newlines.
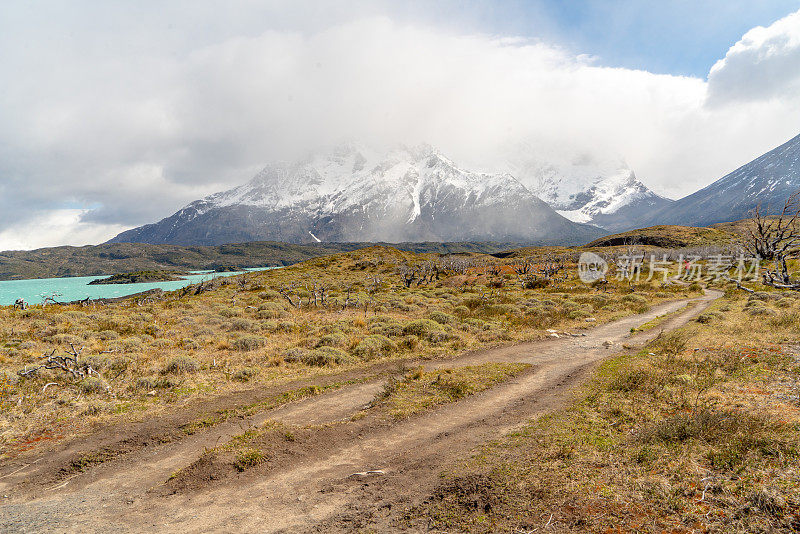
78, 376, 106, 394
452, 305, 470, 317
257, 302, 287, 319
231, 318, 255, 331
428, 311, 456, 325
316, 333, 347, 348
353, 335, 395, 360
403, 319, 446, 341
622, 294, 647, 304
233, 336, 267, 351
302, 347, 356, 366
162, 356, 200, 374
234, 448, 266, 471
369, 321, 404, 337
233, 367, 259, 382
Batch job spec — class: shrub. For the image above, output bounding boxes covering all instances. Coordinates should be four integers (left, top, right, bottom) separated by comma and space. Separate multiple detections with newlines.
316, 333, 347, 348
650, 330, 688, 356
748, 306, 777, 316
233, 367, 259, 382
403, 319, 446, 341
258, 290, 281, 300
122, 337, 144, 353
464, 318, 490, 331
368, 315, 394, 324
608, 367, 654, 393
302, 347, 356, 366
283, 348, 310, 364
231, 318, 255, 331
257, 302, 287, 319
78, 377, 106, 394
369, 322, 404, 337
353, 335, 395, 360
97, 330, 120, 341
770, 312, 800, 328
162, 356, 200, 375
81, 355, 108, 371
400, 335, 419, 350
524, 278, 549, 289
567, 309, 591, 320
137, 376, 175, 390
452, 305, 470, 317
622, 294, 648, 304
233, 336, 267, 351
428, 311, 456, 325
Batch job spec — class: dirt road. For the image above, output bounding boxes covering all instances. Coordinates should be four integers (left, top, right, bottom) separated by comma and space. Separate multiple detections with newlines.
0, 290, 720, 533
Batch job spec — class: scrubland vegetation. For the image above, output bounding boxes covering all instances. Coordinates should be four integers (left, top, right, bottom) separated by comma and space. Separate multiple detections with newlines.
0, 246, 695, 453
418, 282, 800, 532
7, 238, 800, 532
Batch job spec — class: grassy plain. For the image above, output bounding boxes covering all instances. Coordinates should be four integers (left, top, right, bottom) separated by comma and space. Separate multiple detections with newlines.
418, 281, 800, 532
0, 245, 695, 454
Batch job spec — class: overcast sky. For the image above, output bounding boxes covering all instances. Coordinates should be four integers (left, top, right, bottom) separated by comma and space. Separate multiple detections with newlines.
1, 0, 800, 250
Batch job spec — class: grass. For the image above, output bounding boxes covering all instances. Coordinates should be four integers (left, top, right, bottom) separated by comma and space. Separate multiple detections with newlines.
0, 244, 698, 454
413, 283, 800, 533
376, 363, 530, 420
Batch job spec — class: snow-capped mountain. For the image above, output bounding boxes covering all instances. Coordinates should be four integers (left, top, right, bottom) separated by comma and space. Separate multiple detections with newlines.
638, 132, 800, 227
500, 145, 672, 231
109, 144, 605, 246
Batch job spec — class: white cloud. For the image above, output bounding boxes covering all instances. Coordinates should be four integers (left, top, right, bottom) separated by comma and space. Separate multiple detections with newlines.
707, 9, 800, 105
1, 6, 800, 249
0, 210, 128, 251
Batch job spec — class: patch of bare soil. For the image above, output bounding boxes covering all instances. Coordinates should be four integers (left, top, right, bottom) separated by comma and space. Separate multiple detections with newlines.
0, 291, 720, 533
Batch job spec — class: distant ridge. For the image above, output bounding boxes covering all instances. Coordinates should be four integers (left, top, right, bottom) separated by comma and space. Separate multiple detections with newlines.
636, 132, 800, 228
108, 144, 605, 247
0, 241, 528, 281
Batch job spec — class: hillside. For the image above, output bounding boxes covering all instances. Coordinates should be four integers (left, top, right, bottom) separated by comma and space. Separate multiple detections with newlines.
0, 241, 520, 281
108, 144, 605, 247
585, 224, 737, 248
3, 243, 798, 532
636, 132, 800, 228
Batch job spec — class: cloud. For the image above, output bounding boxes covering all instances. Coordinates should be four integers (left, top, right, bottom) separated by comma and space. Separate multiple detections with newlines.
0, 210, 128, 251
707, 9, 800, 105
0, 5, 800, 250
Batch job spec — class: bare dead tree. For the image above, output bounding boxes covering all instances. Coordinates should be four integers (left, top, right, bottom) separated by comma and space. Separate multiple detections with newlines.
342, 284, 356, 309
13, 298, 27, 310
18, 344, 102, 382
745, 192, 800, 288
538, 254, 564, 279
278, 284, 302, 308
513, 257, 533, 276
487, 264, 502, 277
41, 293, 62, 307
399, 265, 418, 288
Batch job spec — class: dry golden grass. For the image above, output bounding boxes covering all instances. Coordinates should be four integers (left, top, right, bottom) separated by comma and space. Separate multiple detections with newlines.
415, 281, 800, 533
376, 363, 530, 420
0, 245, 696, 455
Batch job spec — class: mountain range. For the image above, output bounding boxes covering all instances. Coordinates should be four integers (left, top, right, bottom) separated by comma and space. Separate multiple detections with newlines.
634, 132, 800, 227
109, 133, 800, 246
109, 145, 606, 246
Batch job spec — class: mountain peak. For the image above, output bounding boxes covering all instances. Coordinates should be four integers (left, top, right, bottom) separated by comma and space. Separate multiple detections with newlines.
108, 143, 605, 246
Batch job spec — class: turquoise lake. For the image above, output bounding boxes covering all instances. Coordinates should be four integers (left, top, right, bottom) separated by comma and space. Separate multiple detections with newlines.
0, 268, 276, 306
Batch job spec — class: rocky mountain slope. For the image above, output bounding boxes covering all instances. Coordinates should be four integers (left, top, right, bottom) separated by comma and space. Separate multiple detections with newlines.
109, 144, 605, 246
501, 146, 673, 231
638, 132, 800, 227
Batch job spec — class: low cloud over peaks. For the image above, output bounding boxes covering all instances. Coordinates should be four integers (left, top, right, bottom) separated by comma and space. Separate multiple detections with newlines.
1, 5, 800, 249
